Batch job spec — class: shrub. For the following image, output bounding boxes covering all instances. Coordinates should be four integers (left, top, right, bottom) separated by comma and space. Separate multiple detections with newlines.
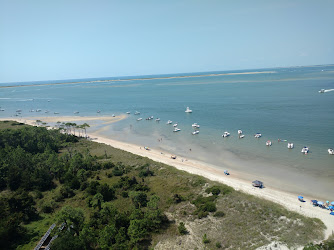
213, 211, 225, 217
178, 222, 188, 235
203, 234, 210, 244
205, 186, 221, 195
216, 242, 222, 248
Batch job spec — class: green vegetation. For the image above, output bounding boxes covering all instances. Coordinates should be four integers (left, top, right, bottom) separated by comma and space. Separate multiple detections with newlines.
0, 121, 327, 249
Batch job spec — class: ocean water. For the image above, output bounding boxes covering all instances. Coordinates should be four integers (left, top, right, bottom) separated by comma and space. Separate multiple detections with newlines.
1, 65, 334, 200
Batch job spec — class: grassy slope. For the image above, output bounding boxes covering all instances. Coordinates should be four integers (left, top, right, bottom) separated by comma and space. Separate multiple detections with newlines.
0, 121, 325, 249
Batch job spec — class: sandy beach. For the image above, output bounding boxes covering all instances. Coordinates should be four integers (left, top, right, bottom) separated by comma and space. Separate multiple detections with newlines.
2, 116, 334, 238
0, 71, 276, 88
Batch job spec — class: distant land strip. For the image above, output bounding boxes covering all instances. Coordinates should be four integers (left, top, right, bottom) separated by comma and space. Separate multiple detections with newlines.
0, 71, 276, 88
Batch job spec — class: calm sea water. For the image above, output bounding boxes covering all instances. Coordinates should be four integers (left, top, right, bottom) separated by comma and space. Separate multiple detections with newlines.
1, 65, 334, 200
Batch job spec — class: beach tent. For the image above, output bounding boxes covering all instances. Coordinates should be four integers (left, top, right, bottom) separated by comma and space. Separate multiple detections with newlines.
252, 180, 263, 188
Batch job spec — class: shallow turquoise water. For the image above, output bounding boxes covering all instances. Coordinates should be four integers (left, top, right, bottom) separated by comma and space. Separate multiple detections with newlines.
1, 65, 334, 199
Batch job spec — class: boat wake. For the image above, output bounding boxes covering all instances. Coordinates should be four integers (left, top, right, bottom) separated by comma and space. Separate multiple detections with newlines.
324, 89, 334, 93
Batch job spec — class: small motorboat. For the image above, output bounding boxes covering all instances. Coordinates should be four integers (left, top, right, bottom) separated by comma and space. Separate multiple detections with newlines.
254, 133, 262, 138
137, 118, 142, 121
222, 131, 230, 137
166, 120, 172, 124
97, 110, 101, 113
54, 112, 59, 114
74, 111, 79, 114
173, 128, 181, 132
192, 131, 199, 135
134, 111, 140, 115
44, 110, 49, 113
192, 123, 200, 128
156, 118, 160, 122
239, 135, 245, 139
112, 114, 115, 117
0, 108, 4, 111
238, 130, 243, 134
301, 146, 309, 154
126, 111, 130, 114
16, 109, 22, 112
173, 123, 178, 127
319, 89, 325, 93
266, 140, 272, 146
287, 143, 294, 149
185, 107, 192, 113
328, 148, 334, 155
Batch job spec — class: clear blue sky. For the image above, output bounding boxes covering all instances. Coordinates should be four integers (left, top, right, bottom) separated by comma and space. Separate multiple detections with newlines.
0, 0, 333, 83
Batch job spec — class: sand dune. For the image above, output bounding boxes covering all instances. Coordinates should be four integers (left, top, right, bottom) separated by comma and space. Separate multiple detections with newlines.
1, 116, 333, 238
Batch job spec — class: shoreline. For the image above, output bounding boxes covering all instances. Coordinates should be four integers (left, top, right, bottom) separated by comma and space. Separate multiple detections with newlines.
1, 116, 333, 238
0, 71, 275, 88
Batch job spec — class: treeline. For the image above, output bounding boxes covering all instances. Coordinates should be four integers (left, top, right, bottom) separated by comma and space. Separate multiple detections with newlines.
0, 124, 169, 249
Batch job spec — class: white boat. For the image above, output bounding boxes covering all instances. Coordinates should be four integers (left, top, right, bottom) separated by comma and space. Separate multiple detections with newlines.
0, 109, 5, 111
301, 147, 309, 154
97, 110, 101, 113
36, 109, 42, 112
166, 120, 172, 124
173, 123, 178, 127
45, 110, 49, 113
319, 89, 325, 93
156, 118, 160, 122
222, 131, 230, 137
287, 143, 294, 149
74, 111, 79, 114
254, 133, 262, 138
192, 131, 199, 135
185, 107, 192, 113
54, 112, 59, 114
29, 109, 35, 112
266, 140, 272, 146
328, 148, 334, 155
126, 111, 130, 114
134, 111, 140, 115
112, 114, 115, 117
16, 109, 22, 112
238, 130, 243, 134
239, 135, 245, 139
173, 128, 181, 132
137, 118, 142, 121
192, 123, 200, 128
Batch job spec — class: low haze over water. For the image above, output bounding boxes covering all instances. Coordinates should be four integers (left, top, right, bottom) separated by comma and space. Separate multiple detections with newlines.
1, 65, 334, 200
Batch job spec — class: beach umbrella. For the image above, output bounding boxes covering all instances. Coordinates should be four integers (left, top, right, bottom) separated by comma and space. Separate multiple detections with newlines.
317, 201, 324, 205
328, 206, 334, 210
311, 200, 318, 204
331, 202, 334, 205
298, 196, 303, 199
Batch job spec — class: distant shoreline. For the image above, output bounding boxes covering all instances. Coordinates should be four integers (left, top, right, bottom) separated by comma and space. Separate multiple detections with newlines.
0, 71, 276, 88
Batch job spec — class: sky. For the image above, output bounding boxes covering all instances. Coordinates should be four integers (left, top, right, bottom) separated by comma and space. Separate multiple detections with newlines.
0, 0, 333, 83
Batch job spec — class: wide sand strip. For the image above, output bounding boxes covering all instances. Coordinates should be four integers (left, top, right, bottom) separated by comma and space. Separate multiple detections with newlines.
1, 116, 333, 238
